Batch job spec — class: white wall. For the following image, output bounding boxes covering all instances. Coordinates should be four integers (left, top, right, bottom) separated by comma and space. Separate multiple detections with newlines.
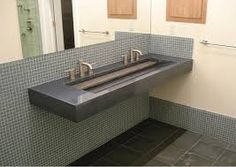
38, 0, 65, 55
0, 0, 23, 63
73, 0, 151, 47
150, 0, 236, 118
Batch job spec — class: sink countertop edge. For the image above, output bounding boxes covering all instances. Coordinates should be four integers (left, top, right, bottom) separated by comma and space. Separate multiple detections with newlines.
28, 54, 193, 122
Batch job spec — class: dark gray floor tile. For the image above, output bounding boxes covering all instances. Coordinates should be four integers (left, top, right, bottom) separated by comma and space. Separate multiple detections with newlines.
132, 119, 155, 133
93, 140, 119, 156
103, 145, 141, 165
145, 159, 170, 166
152, 121, 179, 130
175, 152, 214, 166
112, 129, 137, 144
69, 151, 101, 166
214, 150, 236, 166
91, 157, 117, 166
227, 144, 236, 152
172, 131, 202, 150
133, 129, 186, 166
138, 124, 176, 143
191, 141, 224, 159
200, 136, 229, 149
123, 134, 157, 154
153, 144, 185, 165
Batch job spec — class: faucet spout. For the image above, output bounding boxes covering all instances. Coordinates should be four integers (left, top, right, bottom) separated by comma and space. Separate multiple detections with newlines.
79, 60, 94, 77
131, 49, 143, 62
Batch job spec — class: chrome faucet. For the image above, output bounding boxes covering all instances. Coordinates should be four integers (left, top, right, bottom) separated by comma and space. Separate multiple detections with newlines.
65, 60, 94, 80
130, 49, 143, 62
78, 60, 94, 77
131, 49, 143, 61
65, 68, 76, 81
121, 49, 143, 65
122, 55, 129, 65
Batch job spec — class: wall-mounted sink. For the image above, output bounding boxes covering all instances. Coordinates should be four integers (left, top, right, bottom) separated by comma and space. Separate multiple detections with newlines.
70, 58, 168, 94
28, 54, 193, 122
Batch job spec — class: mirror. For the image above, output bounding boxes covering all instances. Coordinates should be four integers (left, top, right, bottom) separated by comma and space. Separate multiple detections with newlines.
0, 0, 152, 64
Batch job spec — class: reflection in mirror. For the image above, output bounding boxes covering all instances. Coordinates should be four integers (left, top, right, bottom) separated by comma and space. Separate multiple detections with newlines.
0, 0, 151, 64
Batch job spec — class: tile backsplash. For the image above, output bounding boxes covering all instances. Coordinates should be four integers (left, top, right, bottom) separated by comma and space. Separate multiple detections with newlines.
0, 33, 194, 165
150, 35, 194, 59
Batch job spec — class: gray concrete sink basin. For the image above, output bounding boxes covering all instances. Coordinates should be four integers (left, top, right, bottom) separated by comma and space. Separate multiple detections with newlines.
71, 59, 159, 92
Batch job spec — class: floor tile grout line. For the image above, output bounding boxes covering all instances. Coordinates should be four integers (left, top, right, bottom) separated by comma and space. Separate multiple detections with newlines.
117, 120, 177, 148
211, 149, 226, 166
211, 143, 231, 166
149, 128, 181, 152
119, 127, 182, 165
142, 128, 182, 166
98, 121, 163, 165
112, 120, 156, 146
120, 143, 145, 154
172, 135, 203, 165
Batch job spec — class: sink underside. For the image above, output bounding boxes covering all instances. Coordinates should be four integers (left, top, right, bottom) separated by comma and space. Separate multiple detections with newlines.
72, 59, 158, 91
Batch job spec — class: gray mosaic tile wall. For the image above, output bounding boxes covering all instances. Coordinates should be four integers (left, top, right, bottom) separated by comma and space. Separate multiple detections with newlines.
0, 35, 150, 166
115, 31, 151, 41
115, 33, 194, 59
150, 97, 236, 145
150, 35, 194, 59
0, 32, 197, 165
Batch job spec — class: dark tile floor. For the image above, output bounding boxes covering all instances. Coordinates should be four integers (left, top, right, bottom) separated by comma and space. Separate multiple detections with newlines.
69, 119, 236, 166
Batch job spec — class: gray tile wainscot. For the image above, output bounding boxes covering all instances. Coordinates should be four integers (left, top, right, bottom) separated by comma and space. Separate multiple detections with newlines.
28, 54, 193, 122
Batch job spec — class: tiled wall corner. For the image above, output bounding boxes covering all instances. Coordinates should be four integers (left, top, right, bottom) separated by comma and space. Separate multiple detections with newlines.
150, 35, 194, 59
0, 36, 150, 166
150, 97, 236, 145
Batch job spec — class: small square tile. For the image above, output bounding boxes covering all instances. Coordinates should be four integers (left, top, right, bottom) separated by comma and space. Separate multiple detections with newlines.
103, 146, 141, 166
175, 153, 214, 166
153, 144, 185, 165
191, 141, 224, 159
214, 150, 236, 166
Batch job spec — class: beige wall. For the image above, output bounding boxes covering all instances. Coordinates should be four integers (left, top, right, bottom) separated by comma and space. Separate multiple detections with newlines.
150, 0, 236, 118
74, 0, 151, 47
0, 0, 22, 63
0, 0, 151, 62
